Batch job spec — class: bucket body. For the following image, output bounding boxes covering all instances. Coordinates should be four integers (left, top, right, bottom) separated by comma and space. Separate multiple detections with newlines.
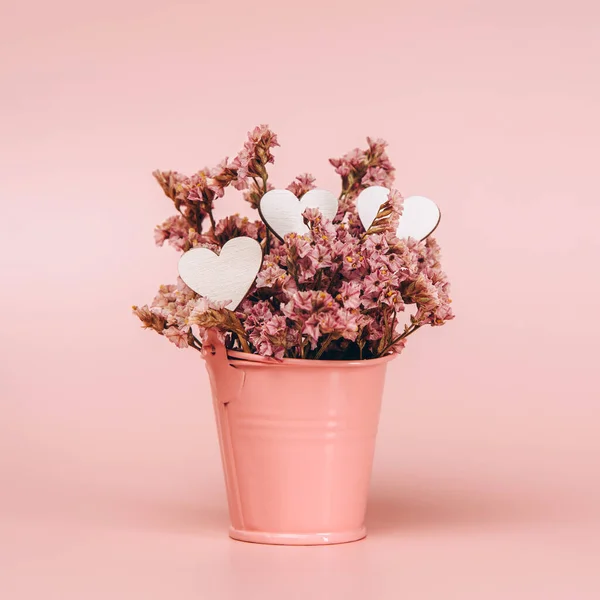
203, 334, 394, 545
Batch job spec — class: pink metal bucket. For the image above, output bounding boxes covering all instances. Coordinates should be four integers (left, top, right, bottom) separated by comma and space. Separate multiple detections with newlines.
202, 332, 395, 545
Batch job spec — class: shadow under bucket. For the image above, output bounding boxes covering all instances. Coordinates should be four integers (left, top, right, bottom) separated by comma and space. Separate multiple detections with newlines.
203, 331, 396, 545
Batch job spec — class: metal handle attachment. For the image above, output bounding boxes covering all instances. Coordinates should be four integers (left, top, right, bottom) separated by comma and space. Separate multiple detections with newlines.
202, 329, 245, 405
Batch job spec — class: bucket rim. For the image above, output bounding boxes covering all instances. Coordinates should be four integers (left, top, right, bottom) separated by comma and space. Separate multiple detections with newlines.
226, 349, 397, 368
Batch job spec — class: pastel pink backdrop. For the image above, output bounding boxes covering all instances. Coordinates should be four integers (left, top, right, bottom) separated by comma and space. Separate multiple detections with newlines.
1, 0, 599, 598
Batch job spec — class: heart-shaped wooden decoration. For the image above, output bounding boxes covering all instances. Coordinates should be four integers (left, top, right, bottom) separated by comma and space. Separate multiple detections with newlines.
259, 188, 338, 240
178, 237, 263, 310
356, 186, 390, 233
396, 195, 441, 240
356, 187, 441, 241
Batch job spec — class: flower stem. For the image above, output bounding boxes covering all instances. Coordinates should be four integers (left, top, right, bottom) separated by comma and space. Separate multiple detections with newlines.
326, 266, 340, 293
314, 269, 323, 290
228, 311, 251, 353
314, 333, 335, 360
208, 208, 216, 232
300, 335, 309, 359
260, 174, 271, 252
237, 333, 251, 353
377, 324, 420, 357
378, 309, 390, 355
189, 335, 203, 353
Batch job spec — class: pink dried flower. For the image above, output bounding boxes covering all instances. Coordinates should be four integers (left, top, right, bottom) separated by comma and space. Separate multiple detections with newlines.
336, 308, 361, 341
214, 214, 266, 245
255, 264, 287, 288
285, 233, 314, 259
184, 171, 210, 203
365, 318, 385, 341
284, 233, 320, 283
243, 179, 274, 209
207, 157, 240, 198
153, 215, 202, 252
154, 215, 186, 247
234, 125, 279, 183
362, 166, 391, 187
287, 173, 316, 198
136, 126, 453, 360
243, 300, 290, 358
164, 327, 189, 349
263, 314, 296, 359
316, 311, 340, 334
147, 278, 197, 331
152, 170, 187, 204
132, 304, 167, 334
281, 291, 312, 316
302, 314, 321, 348
336, 280, 362, 309
363, 233, 389, 255
329, 137, 396, 220
303, 207, 338, 243
338, 243, 367, 278
281, 290, 337, 324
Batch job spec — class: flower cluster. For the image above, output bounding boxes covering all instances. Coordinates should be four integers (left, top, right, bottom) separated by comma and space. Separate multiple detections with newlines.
134, 126, 453, 359
329, 137, 395, 215
152, 125, 279, 240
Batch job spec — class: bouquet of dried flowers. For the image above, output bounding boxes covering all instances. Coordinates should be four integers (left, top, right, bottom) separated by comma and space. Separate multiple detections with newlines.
133, 125, 453, 360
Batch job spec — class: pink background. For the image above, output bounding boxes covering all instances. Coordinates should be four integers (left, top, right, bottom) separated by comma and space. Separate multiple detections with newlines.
1, 0, 599, 597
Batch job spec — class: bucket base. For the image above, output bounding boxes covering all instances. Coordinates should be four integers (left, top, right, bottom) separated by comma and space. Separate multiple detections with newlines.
229, 526, 367, 546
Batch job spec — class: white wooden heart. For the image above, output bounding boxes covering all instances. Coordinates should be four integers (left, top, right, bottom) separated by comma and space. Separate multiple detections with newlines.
356, 186, 390, 232
356, 187, 441, 241
259, 188, 338, 239
178, 237, 263, 310
396, 195, 441, 241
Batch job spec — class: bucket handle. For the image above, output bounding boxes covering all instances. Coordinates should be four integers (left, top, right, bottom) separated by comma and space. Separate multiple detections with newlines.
202, 329, 245, 405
